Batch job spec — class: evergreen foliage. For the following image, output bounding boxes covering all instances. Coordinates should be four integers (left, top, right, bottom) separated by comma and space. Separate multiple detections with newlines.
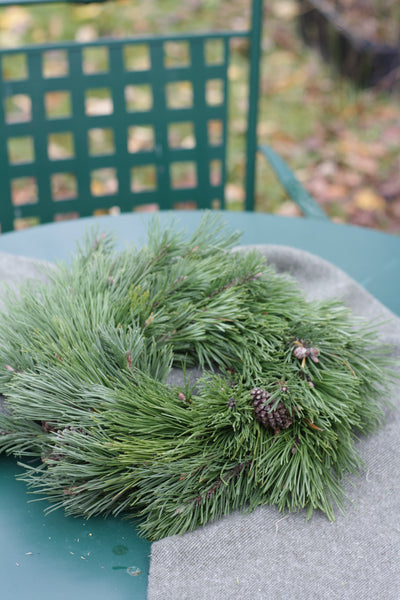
0, 214, 397, 540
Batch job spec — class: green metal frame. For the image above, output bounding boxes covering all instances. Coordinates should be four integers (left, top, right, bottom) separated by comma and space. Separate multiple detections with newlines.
0, 0, 326, 232
259, 145, 328, 219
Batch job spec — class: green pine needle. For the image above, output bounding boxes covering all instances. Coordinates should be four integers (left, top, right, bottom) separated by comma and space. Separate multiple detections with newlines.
0, 213, 397, 540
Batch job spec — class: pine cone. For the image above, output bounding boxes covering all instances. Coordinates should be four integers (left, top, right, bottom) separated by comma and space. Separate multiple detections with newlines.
250, 387, 292, 434
293, 340, 319, 363
226, 396, 236, 409
293, 345, 309, 360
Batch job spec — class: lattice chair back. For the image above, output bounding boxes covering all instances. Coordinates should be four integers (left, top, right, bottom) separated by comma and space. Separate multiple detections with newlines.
0, 0, 263, 232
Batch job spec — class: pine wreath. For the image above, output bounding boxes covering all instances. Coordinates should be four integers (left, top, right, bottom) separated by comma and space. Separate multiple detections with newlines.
0, 215, 397, 541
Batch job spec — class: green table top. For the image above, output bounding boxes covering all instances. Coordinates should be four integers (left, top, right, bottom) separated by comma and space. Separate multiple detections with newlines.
0, 458, 150, 599
0, 211, 399, 313
0, 210, 399, 600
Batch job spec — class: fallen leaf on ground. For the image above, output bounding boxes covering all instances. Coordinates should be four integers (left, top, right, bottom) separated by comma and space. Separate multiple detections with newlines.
353, 188, 386, 212
270, 0, 299, 20
306, 179, 349, 202
379, 172, 400, 201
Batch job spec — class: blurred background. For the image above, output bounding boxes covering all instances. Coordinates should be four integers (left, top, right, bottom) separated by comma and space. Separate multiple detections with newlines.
1, 0, 399, 233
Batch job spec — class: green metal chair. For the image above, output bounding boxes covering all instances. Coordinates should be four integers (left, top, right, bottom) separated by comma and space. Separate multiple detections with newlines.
0, 0, 327, 233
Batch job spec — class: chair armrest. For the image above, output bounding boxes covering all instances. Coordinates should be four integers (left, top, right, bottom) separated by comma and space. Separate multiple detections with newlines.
259, 144, 329, 220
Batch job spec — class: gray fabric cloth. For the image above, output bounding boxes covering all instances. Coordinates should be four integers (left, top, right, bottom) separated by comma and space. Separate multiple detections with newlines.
0, 251, 50, 310
0, 251, 49, 285
148, 245, 400, 600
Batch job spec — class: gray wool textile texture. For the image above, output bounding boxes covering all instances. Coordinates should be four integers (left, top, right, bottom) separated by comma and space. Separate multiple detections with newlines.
0, 247, 399, 600
149, 245, 400, 600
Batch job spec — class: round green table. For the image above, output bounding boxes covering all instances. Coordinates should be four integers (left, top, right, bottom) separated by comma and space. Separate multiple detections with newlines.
0, 210, 399, 599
